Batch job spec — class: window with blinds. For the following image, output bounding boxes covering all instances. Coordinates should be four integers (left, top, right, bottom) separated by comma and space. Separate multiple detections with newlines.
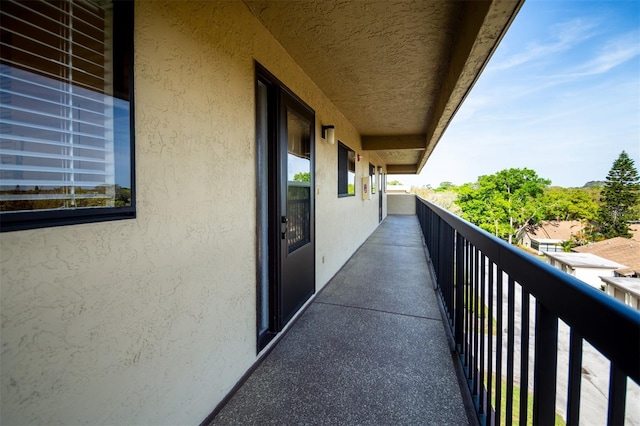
0, 0, 134, 231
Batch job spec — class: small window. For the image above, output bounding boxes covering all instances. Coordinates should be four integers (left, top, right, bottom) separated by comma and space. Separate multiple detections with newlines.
369, 163, 376, 194
0, 0, 135, 231
337, 142, 355, 197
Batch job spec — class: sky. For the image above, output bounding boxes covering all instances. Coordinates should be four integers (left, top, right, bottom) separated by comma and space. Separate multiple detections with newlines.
394, 0, 640, 189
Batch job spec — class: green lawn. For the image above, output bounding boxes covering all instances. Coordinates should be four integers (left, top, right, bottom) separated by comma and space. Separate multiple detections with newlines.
485, 376, 566, 426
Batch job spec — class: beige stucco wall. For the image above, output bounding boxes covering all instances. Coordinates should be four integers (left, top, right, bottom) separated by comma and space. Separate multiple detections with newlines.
0, 1, 386, 425
387, 194, 417, 215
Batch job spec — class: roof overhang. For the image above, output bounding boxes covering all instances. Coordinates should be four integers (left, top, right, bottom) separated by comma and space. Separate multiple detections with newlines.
243, 0, 524, 174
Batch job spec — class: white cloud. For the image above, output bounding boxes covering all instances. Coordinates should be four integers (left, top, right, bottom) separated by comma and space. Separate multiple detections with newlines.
566, 31, 640, 76
488, 18, 599, 72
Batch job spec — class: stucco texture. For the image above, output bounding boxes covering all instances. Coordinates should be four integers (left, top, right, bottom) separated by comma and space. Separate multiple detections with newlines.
0, 1, 385, 424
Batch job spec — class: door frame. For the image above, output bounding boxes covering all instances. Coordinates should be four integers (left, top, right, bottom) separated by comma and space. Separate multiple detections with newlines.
255, 62, 316, 351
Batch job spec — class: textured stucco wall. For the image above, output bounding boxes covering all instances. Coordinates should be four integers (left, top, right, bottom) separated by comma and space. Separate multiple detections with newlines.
387, 194, 417, 215
0, 1, 385, 425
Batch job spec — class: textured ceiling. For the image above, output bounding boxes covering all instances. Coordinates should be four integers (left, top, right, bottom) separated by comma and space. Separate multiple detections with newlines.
244, 0, 523, 173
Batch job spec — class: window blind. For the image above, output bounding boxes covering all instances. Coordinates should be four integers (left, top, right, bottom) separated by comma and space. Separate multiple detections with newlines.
0, 0, 118, 212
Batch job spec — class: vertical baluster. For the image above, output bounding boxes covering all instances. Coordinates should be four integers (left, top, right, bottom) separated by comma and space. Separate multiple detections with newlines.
455, 232, 464, 353
479, 253, 486, 419
473, 247, 480, 405
464, 240, 472, 374
566, 329, 582, 426
448, 225, 455, 325
487, 261, 495, 426
447, 228, 457, 326
533, 302, 558, 426
496, 269, 503, 426
443, 223, 450, 323
607, 364, 626, 426
506, 277, 515, 424
519, 288, 530, 426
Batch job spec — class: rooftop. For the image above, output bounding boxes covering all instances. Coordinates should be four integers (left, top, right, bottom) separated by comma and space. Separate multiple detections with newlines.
572, 237, 640, 272
600, 276, 640, 299
525, 220, 583, 242
545, 252, 627, 269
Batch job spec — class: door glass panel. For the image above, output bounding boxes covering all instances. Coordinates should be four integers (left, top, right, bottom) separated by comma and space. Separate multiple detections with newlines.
286, 109, 310, 253
256, 80, 269, 336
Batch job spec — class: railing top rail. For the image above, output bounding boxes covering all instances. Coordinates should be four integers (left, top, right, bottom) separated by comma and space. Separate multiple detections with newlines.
417, 197, 640, 384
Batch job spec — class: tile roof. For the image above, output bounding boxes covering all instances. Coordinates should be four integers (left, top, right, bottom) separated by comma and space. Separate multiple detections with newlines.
545, 252, 627, 269
572, 237, 640, 273
526, 220, 584, 241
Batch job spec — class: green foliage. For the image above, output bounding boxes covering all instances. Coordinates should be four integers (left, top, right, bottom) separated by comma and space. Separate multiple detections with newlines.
597, 151, 640, 238
487, 376, 566, 426
455, 168, 551, 242
388, 180, 402, 186
436, 181, 456, 192
541, 187, 599, 221
293, 172, 311, 182
115, 186, 132, 207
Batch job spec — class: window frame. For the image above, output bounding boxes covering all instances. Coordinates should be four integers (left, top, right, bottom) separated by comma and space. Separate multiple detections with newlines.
337, 141, 356, 197
369, 163, 377, 194
0, 0, 136, 232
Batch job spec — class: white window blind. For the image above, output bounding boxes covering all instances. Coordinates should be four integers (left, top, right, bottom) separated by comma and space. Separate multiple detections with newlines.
0, 0, 119, 212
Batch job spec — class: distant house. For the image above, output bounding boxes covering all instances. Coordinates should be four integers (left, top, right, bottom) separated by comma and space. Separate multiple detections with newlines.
518, 221, 583, 254
545, 252, 627, 289
599, 276, 640, 310
572, 237, 640, 278
386, 185, 412, 194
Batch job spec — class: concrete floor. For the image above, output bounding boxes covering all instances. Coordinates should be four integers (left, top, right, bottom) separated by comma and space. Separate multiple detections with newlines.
209, 215, 471, 425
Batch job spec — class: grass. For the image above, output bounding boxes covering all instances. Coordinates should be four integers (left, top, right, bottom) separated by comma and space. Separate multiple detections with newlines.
485, 375, 566, 426
462, 286, 497, 335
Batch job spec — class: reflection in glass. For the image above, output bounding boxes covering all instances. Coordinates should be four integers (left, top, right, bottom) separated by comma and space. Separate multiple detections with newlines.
287, 109, 311, 253
348, 150, 356, 195
0, 1, 131, 213
257, 80, 269, 335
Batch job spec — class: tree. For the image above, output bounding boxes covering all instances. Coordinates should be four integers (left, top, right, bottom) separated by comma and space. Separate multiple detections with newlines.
541, 187, 598, 222
455, 168, 551, 243
597, 151, 640, 238
293, 172, 310, 182
436, 181, 455, 191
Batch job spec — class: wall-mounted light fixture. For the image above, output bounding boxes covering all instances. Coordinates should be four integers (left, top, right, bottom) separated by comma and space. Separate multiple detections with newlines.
357, 154, 361, 162
377, 166, 383, 173
321, 125, 335, 145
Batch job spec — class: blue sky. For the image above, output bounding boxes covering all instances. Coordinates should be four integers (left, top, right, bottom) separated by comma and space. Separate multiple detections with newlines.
401, 0, 640, 188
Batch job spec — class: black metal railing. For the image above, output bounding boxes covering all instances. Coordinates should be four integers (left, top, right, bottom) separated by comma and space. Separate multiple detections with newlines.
416, 197, 640, 426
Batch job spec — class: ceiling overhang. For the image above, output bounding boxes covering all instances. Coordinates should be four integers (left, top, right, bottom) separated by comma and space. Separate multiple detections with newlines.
244, 0, 524, 174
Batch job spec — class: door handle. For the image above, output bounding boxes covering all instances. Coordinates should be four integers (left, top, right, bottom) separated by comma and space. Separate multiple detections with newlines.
281, 216, 288, 239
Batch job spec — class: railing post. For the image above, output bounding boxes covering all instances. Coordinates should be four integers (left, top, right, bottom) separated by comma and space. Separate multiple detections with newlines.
533, 302, 558, 426
607, 364, 626, 426
455, 232, 464, 352
566, 330, 582, 426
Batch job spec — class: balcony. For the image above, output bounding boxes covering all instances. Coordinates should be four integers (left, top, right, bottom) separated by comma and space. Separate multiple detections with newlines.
207, 197, 640, 425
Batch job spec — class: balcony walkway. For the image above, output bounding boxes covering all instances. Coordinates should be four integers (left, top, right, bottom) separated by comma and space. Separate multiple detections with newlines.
209, 215, 471, 425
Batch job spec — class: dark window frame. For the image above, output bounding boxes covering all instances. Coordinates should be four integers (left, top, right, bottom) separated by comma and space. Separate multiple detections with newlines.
369, 163, 377, 194
337, 141, 356, 197
0, 0, 136, 232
